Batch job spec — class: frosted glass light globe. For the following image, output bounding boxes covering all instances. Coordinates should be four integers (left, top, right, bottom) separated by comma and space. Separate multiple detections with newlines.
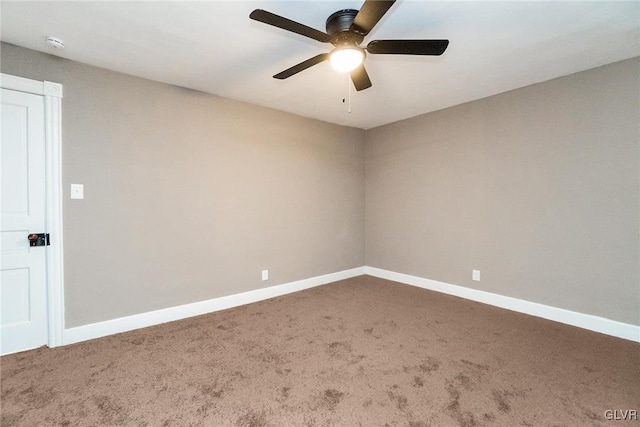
330, 47, 364, 72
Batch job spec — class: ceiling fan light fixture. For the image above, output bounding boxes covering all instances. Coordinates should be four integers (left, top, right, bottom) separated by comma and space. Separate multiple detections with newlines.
329, 46, 364, 72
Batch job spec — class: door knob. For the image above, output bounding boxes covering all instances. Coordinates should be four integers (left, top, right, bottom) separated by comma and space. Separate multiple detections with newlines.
27, 233, 49, 247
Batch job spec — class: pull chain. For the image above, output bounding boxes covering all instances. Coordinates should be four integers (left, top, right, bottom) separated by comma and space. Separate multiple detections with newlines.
341, 73, 352, 114
347, 72, 352, 114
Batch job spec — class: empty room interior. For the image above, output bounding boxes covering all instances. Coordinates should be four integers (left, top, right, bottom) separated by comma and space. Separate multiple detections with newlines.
1, 1, 638, 426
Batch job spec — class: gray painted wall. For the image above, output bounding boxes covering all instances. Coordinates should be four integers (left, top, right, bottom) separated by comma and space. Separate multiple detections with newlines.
3, 42, 638, 329
366, 57, 640, 325
1, 43, 366, 328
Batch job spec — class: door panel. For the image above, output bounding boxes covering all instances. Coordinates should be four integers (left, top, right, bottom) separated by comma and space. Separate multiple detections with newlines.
1, 268, 31, 325
1, 88, 48, 355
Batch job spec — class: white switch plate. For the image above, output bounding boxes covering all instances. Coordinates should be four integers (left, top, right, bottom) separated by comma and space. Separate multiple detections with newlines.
261, 270, 269, 281
472, 270, 480, 281
70, 184, 84, 199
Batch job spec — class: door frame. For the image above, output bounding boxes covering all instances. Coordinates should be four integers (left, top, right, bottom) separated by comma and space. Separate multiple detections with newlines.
1, 73, 64, 348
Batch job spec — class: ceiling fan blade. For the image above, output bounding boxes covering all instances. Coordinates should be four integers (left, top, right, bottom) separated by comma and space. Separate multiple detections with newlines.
367, 40, 450, 55
273, 54, 329, 80
350, 64, 372, 91
350, 0, 396, 37
250, 9, 331, 43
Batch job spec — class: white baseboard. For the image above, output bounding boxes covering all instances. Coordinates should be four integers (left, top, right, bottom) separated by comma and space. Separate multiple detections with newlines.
63, 267, 365, 346
364, 266, 640, 343
62, 265, 639, 346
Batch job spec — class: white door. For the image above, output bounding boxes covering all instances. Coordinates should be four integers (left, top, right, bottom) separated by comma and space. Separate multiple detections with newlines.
0, 88, 48, 355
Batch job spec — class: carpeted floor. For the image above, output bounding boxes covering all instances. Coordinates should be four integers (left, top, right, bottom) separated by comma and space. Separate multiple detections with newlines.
1, 275, 638, 426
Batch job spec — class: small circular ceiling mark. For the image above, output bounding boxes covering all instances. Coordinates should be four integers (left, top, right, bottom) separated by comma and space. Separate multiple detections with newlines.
46, 36, 64, 49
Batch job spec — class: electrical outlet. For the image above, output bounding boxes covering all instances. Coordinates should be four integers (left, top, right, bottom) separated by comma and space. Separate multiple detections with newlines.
261, 270, 269, 281
472, 270, 480, 281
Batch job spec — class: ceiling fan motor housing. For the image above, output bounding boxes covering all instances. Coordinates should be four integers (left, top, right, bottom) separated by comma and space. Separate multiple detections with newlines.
326, 9, 364, 46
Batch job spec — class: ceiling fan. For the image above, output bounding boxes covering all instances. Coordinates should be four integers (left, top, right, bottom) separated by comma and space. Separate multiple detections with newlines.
249, 0, 449, 91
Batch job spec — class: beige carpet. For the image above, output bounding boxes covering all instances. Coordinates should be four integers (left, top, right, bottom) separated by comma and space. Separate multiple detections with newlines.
1, 275, 638, 426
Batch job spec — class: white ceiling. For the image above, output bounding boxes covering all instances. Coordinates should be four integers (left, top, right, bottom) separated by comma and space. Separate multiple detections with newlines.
2, 1, 639, 129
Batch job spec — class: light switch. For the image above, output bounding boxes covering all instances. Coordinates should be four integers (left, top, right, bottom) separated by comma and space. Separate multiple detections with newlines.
70, 184, 84, 199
